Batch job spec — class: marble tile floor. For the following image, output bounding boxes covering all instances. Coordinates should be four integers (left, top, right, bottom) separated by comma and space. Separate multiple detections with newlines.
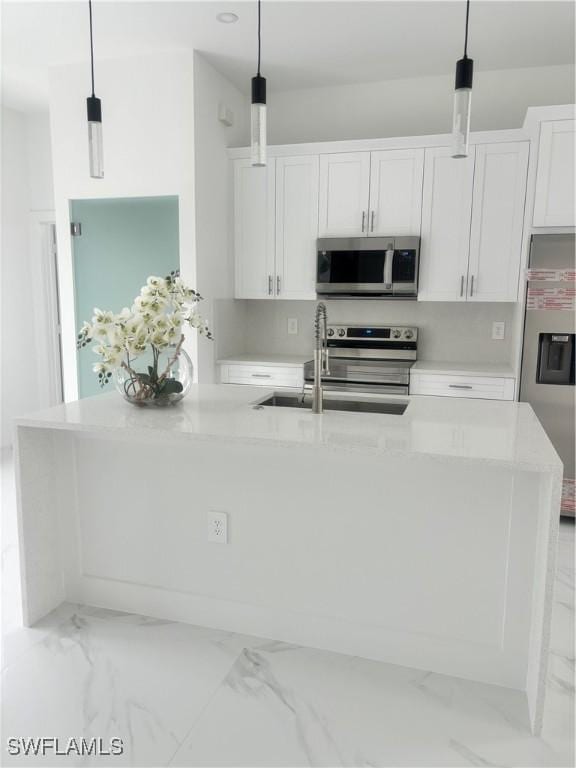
1, 451, 574, 767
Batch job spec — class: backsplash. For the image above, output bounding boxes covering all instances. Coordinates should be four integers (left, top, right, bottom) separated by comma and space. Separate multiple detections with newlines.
231, 300, 519, 365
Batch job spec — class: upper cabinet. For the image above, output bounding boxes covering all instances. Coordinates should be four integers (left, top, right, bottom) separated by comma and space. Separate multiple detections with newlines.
318, 149, 423, 237
275, 155, 319, 300
533, 120, 575, 227
234, 159, 276, 299
419, 141, 528, 302
419, 147, 475, 302
234, 155, 319, 300
369, 149, 424, 236
468, 142, 529, 302
318, 152, 371, 236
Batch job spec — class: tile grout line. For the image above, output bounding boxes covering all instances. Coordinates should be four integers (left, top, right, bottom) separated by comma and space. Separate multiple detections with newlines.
165, 644, 247, 767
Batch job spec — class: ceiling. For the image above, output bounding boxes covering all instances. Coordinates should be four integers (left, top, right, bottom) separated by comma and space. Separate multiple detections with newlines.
2, 0, 574, 112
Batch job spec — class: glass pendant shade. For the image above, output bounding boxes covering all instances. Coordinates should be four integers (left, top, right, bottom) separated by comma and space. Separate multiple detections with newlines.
251, 102, 267, 167
452, 88, 472, 159
87, 95, 104, 179
251, 74, 267, 167
451, 56, 473, 159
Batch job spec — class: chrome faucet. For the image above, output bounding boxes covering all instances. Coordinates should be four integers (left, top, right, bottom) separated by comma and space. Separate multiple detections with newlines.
312, 302, 330, 414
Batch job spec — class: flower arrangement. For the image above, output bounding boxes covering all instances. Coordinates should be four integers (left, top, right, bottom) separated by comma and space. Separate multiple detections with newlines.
77, 271, 212, 405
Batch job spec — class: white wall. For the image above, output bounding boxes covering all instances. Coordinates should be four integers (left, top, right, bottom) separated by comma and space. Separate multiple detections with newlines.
268, 65, 575, 144
193, 53, 249, 382
239, 300, 518, 366
1, 108, 55, 447
48, 52, 196, 401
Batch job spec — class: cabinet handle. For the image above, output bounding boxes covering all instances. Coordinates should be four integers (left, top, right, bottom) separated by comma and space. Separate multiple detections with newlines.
252, 373, 272, 378
361, 211, 366, 232
470, 275, 475, 297
449, 384, 473, 389
460, 275, 464, 297
370, 211, 375, 232
268, 275, 273, 296
277, 275, 281, 295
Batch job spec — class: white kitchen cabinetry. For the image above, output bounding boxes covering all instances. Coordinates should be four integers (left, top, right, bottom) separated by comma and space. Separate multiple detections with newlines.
418, 147, 475, 301
219, 362, 304, 388
318, 149, 423, 237
369, 149, 424, 236
275, 155, 319, 299
234, 156, 318, 300
410, 372, 515, 401
234, 159, 276, 299
318, 152, 371, 237
419, 142, 528, 302
468, 142, 529, 302
533, 120, 575, 227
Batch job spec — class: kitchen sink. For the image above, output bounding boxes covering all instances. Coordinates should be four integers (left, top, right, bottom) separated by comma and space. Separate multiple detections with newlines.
255, 393, 408, 415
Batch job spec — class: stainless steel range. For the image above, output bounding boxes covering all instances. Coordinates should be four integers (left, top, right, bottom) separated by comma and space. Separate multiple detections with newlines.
304, 324, 418, 397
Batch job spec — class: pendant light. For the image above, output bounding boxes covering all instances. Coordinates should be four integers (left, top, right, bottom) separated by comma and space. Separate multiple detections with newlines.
87, 0, 104, 178
452, 0, 473, 159
251, 0, 267, 167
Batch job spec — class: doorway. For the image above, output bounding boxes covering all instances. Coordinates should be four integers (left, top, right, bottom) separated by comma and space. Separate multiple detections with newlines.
70, 196, 180, 398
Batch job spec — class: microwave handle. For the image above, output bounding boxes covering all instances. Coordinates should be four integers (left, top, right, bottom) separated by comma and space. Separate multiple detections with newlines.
384, 247, 394, 289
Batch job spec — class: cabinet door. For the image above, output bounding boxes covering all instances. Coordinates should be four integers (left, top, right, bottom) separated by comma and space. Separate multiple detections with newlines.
275, 155, 319, 300
234, 159, 276, 299
368, 149, 424, 236
418, 147, 475, 302
533, 120, 575, 227
318, 152, 371, 237
468, 142, 529, 302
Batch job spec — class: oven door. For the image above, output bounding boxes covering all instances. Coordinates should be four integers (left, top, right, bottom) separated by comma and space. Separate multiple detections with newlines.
304, 358, 412, 395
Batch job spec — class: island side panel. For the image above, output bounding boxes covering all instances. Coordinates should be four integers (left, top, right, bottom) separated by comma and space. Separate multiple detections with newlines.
71, 430, 540, 693
526, 468, 562, 735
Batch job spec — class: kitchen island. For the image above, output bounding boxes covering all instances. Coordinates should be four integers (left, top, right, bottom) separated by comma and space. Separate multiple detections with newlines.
14, 386, 562, 734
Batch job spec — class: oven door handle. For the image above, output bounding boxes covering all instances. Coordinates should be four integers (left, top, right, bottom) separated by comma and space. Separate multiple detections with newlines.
384, 248, 394, 289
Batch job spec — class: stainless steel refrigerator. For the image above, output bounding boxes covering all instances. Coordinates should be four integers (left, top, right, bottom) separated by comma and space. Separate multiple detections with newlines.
520, 234, 575, 517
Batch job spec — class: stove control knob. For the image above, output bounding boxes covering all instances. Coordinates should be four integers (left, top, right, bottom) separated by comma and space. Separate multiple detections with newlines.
338, 328, 346, 337
403, 329, 414, 340
327, 328, 334, 337
391, 329, 402, 339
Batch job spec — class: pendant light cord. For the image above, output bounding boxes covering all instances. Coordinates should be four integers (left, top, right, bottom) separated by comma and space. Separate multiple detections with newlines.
463, 0, 470, 58
257, 0, 261, 76
89, 0, 95, 96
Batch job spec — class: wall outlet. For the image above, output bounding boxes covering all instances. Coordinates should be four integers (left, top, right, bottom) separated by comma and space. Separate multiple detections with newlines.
492, 321, 506, 340
208, 510, 228, 543
287, 318, 298, 335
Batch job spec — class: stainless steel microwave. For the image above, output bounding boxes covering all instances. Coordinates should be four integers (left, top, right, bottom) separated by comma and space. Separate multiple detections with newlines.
316, 236, 420, 298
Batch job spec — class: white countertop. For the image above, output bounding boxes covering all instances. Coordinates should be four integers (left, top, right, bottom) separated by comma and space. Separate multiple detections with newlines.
16, 385, 560, 473
412, 361, 516, 378
217, 353, 312, 367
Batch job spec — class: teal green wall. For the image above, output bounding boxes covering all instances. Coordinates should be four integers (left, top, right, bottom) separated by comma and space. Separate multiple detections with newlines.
71, 196, 180, 399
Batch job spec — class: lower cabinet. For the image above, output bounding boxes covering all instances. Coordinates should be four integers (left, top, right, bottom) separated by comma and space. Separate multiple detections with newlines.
410, 373, 515, 401
219, 363, 304, 389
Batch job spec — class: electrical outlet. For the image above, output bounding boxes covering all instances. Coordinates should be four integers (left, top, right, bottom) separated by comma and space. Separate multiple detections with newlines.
492, 321, 505, 340
287, 318, 298, 335
208, 511, 228, 543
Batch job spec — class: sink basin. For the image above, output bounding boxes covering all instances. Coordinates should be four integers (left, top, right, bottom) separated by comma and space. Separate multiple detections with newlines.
256, 393, 408, 415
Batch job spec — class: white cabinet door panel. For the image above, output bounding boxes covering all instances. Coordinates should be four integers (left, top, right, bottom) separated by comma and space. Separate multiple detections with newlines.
533, 120, 575, 227
275, 155, 319, 300
234, 160, 276, 299
468, 142, 528, 302
418, 147, 475, 302
368, 149, 424, 236
318, 152, 371, 237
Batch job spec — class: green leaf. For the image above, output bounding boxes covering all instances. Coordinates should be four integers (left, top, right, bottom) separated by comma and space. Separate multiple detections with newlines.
158, 378, 183, 395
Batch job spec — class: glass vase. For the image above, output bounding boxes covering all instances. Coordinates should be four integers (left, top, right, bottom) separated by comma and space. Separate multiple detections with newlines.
114, 345, 193, 407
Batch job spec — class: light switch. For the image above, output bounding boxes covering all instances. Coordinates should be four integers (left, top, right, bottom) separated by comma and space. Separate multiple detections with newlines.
492, 321, 505, 340
287, 318, 298, 335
